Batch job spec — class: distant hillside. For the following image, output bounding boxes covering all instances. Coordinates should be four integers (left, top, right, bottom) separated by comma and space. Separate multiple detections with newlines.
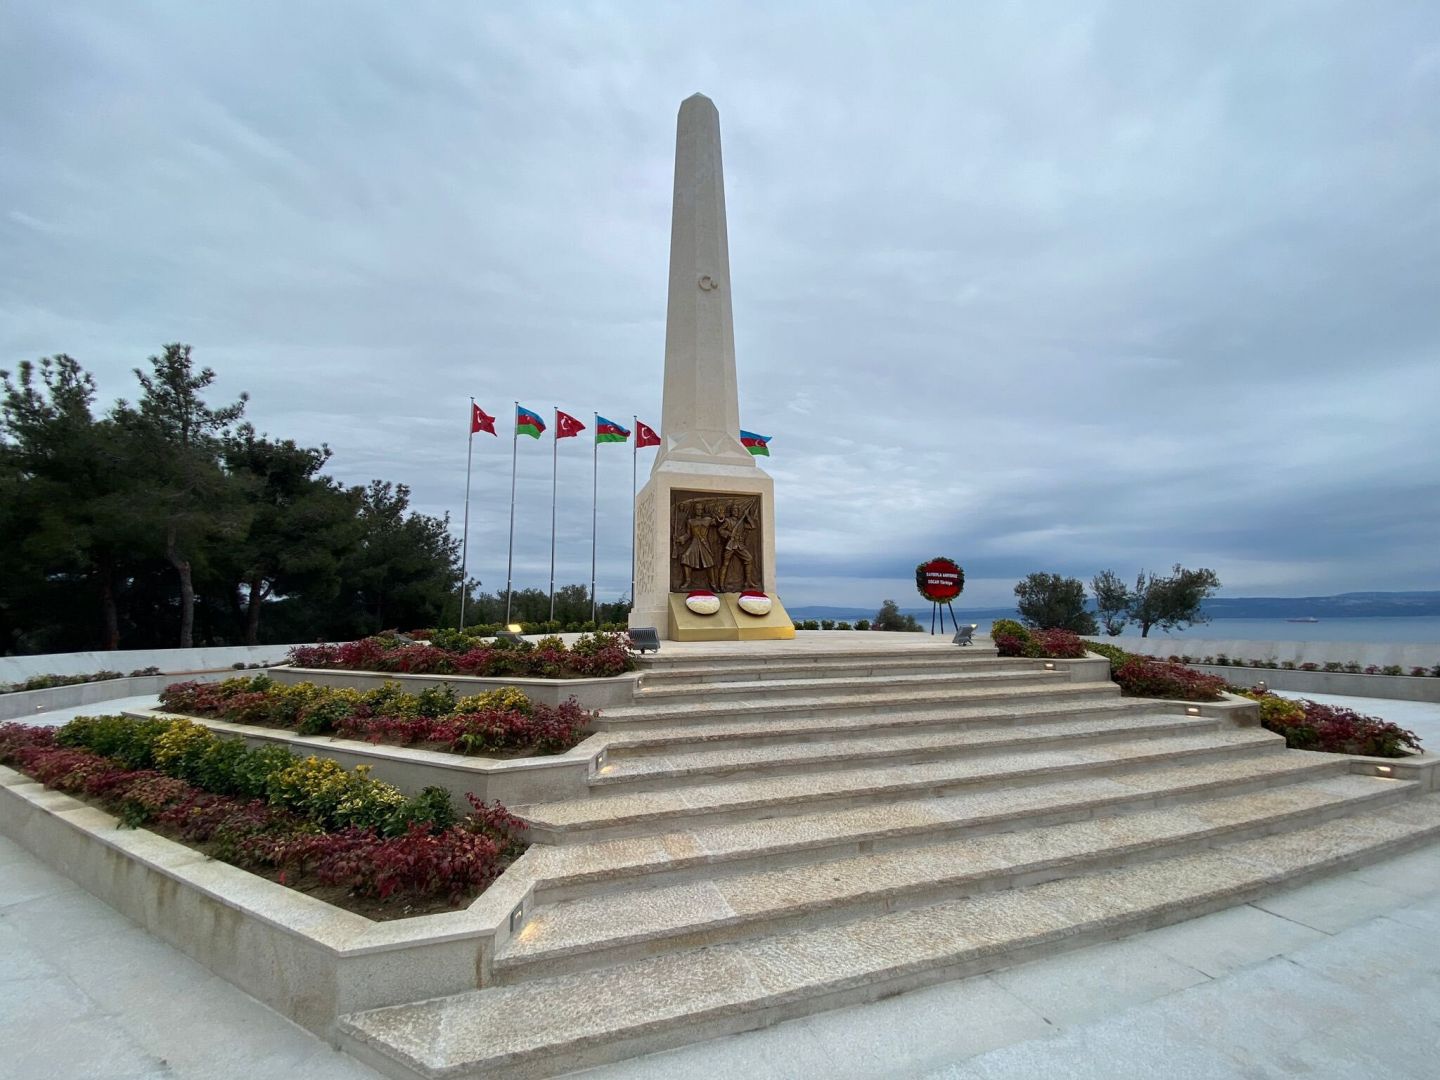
787, 592, 1440, 624
787, 604, 1016, 622
1199, 592, 1440, 618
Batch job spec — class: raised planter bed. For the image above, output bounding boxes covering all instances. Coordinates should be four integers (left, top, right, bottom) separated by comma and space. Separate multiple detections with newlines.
0, 764, 543, 1036
271, 664, 640, 709
1180, 664, 1440, 704
129, 707, 603, 806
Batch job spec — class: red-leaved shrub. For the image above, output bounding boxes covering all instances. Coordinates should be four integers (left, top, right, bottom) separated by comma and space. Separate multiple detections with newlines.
1031, 629, 1087, 659
1241, 691, 1423, 757
0, 723, 526, 910
1112, 657, 1225, 702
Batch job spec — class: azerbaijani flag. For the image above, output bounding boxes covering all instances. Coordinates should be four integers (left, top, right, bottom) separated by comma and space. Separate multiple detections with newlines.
740, 429, 771, 456
516, 406, 545, 438
595, 416, 630, 444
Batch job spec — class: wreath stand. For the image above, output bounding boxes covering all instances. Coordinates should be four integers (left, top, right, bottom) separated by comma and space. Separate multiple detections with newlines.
929, 601, 962, 635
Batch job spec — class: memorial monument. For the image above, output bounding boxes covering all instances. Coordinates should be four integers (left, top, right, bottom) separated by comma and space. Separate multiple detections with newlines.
630, 93, 794, 640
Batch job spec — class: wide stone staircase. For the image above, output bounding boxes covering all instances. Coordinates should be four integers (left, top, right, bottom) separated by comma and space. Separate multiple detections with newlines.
337, 641, 1440, 1079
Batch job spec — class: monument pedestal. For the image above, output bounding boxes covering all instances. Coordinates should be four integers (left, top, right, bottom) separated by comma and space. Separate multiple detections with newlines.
632, 460, 793, 640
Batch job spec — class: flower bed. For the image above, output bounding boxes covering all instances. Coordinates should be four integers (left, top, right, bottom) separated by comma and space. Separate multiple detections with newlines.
0, 716, 525, 918
2, 667, 162, 695
159, 676, 592, 757
288, 630, 635, 679
1230, 688, 1423, 757
1052, 636, 1225, 702
990, 620, 1089, 660
1158, 654, 1440, 677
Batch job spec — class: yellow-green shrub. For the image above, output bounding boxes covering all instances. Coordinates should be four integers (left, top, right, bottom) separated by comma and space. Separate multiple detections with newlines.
265, 755, 407, 831
454, 687, 532, 716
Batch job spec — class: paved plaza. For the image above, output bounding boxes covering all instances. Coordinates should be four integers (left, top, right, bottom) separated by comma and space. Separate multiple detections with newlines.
4, 693, 1438, 1079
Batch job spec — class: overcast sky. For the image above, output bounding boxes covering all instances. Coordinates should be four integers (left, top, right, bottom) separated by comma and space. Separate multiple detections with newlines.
4, 2, 1438, 610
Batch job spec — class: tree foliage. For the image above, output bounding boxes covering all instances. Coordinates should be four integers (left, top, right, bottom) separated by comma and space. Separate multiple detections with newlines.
1013, 573, 1098, 634
1090, 569, 1131, 637
0, 347, 472, 652
873, 599, 922, 632
1127, 564, 1221, 638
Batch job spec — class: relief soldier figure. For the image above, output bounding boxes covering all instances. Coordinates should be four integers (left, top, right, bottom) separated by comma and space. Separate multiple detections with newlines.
674, 500, 718, 590
718, 500, 758, 590
670, 490, 763, 593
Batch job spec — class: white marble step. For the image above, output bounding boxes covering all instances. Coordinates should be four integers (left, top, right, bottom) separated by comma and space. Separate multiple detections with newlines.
524, 752, 1351, 902
589, 712, 1220, 792
515, 728, 1286, 842
594, 679, 1119, 728
634, 666, 1061, 701
337, 797, 1440, 1080
600, 696, 1153, 752
496, 774, 1410, 981
635, 653, 1015, 685
634, 642, 988, 673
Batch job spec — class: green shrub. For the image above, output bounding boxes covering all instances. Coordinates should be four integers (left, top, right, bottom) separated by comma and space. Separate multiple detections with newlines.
990, 619, 1042, 658
1080, 640, 1129, 672
854, 619, 871, 630
55, 714, 170, 770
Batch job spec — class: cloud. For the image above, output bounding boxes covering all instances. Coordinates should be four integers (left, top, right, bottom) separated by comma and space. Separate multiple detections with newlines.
3, 1, 1438, 611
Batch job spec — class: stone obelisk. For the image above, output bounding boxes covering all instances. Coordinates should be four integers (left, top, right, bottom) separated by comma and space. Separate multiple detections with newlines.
630, 94, 792, 640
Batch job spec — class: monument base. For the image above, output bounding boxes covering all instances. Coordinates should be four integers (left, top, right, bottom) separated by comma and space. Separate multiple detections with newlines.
665, 592, 795, 641
630, 459, 780, 640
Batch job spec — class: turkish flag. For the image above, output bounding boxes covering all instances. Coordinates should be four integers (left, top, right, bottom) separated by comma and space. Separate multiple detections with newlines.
555, 410, 587, 439
471, 404, 496, 435
635, 420, 661, 448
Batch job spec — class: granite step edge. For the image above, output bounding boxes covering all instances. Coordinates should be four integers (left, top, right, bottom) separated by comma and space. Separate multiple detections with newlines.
335, 797, 1440, 1080
635, 669, 1060, 698
515, 732, 1287, 841
526, 753, 1352, 901
588, 714, 1221, 790
596, 682, 1122, 724
493, 775, 1414, 979
630, 656, 1013, 679
600, 698, 1156, 752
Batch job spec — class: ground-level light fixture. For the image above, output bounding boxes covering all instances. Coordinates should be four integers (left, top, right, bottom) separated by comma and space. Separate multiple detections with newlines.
510, 900, 526, 932
1186, 706, 1202, 716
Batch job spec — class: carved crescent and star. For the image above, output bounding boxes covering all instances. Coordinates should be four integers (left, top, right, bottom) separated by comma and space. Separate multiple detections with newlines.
697, 275, 720, 291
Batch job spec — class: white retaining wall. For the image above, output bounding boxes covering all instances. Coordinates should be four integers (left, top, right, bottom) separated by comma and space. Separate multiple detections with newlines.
0, 643, 296, 684
1104, 637, 1440, 670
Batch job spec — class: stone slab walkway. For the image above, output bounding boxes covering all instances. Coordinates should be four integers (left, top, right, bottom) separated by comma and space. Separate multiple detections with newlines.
5, 691, 1438, 1080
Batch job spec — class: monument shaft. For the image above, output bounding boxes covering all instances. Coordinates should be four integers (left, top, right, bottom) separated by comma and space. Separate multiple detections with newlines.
655, 94, 753, 468
631, 94, 792, 640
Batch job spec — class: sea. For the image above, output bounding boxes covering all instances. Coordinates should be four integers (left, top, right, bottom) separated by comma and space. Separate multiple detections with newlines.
821, 615, 1440, 644
1108, 617, 1440, 645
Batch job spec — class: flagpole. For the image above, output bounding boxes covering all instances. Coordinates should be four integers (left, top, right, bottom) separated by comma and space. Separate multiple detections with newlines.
459, 397, 476, 630
590, 413, 599, 626
630, 414, 638, 613
548, 406, 559, 624
504, 401, 519, 625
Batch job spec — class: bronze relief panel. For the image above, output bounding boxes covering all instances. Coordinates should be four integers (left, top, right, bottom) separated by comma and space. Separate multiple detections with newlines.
670, 490, 763, 593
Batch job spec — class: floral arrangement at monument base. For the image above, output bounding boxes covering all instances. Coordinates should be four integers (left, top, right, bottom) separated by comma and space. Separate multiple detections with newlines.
685, 590, 721, 616
737, 590, 772, 616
